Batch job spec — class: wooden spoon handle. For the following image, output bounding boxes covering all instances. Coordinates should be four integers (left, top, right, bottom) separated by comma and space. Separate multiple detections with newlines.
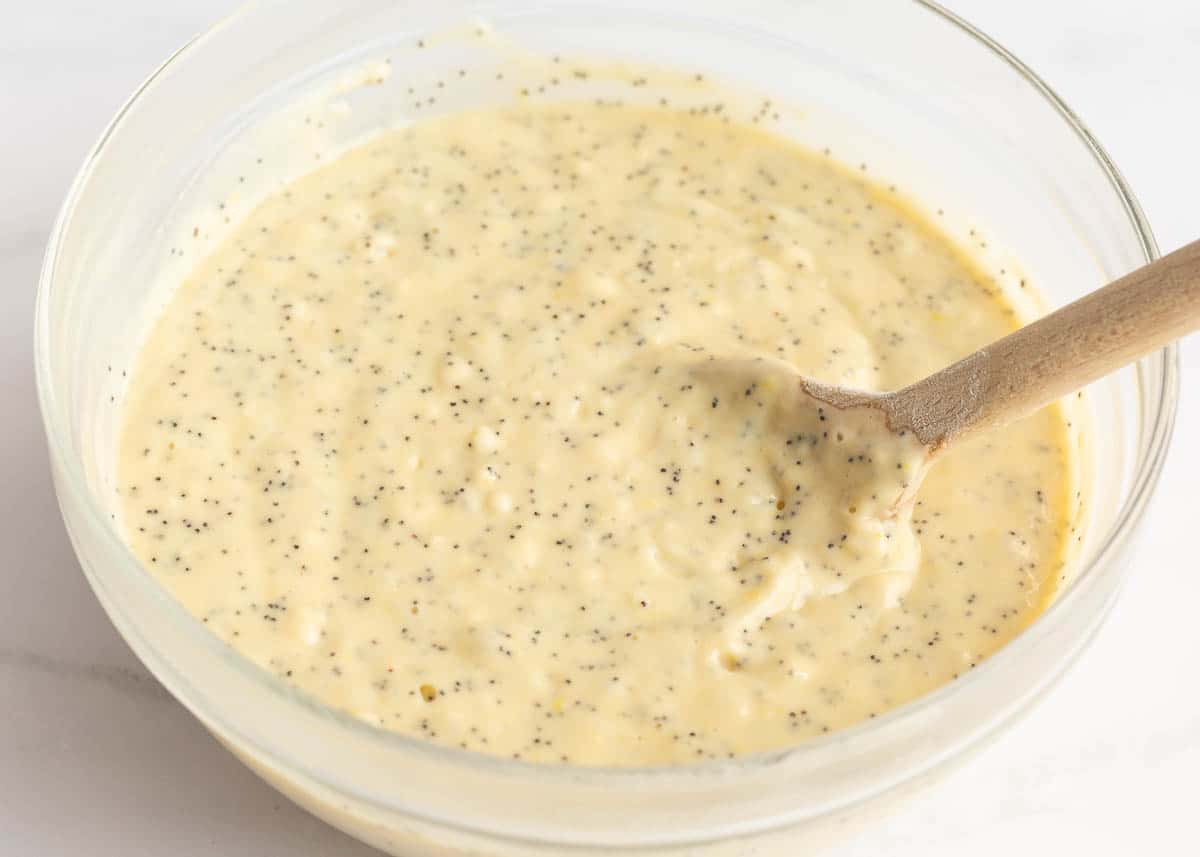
886, 238, 1200, 450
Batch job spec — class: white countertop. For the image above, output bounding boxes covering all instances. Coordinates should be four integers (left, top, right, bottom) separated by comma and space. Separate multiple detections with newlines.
2, 2, 1196, 854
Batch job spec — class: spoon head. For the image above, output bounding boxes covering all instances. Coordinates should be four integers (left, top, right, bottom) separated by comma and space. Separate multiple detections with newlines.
685, 352, 931, 515
659, 353, 924, 606
792, 375, 931, 515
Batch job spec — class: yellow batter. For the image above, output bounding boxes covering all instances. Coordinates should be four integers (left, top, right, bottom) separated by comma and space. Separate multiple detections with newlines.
118, 102, 1074, 765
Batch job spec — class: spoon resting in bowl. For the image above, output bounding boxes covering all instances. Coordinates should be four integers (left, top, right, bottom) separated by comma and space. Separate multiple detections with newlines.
795, 236, 1200, 511
668, 238, 1197, 616
672, 236, 1195, 609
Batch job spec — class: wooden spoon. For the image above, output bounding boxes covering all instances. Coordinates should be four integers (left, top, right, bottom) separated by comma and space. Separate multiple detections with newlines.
798, 237, 1199, 458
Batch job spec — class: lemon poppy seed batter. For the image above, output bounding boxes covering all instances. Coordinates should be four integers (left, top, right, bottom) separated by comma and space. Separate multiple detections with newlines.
118, 102, 1075, 765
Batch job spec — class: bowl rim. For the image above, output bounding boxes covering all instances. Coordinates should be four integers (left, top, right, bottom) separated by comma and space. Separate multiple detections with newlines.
33, 0, 1180, 820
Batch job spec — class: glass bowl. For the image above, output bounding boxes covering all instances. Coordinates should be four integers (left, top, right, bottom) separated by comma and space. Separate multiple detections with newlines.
34, 1, 1177, 854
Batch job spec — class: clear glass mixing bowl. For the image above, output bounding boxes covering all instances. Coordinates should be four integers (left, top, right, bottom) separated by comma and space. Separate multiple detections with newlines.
34, 1, 1177, 854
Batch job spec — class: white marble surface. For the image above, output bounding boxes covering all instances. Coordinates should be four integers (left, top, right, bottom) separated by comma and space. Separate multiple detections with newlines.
2, 2, 1197, 854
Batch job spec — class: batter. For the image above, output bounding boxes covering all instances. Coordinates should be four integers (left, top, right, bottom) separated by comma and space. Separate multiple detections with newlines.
118, 102, 1075, 765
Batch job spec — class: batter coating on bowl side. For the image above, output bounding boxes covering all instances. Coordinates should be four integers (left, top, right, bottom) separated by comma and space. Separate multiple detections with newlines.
118, 101, 1077, 765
